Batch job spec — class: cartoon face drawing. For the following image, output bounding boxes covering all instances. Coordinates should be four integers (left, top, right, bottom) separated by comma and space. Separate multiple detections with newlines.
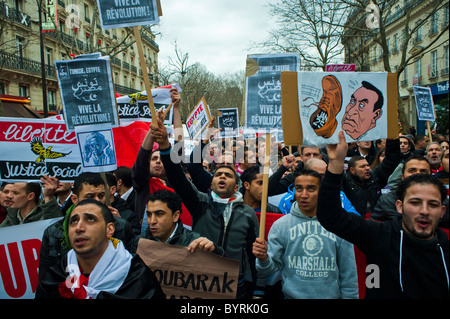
341, 81, 383, 140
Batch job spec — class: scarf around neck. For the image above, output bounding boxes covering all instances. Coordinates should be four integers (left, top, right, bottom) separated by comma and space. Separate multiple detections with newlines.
58, 239, 132, 299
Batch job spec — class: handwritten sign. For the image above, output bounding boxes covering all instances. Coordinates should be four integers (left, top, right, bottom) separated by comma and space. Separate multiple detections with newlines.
0, 117, 82, 183
97, 0, 160, 29
245, 53, 300, 132
55, 57, 119, 131
413, 86, 436, 122
186, 97, 211, 140
137, 239, 239, 299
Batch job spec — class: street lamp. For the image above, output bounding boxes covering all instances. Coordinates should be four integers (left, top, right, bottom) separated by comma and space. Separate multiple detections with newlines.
37, 0, 49, 117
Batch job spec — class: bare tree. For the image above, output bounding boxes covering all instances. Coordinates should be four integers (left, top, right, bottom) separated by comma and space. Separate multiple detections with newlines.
253, 0, 350, 70
341, 0, 449, 132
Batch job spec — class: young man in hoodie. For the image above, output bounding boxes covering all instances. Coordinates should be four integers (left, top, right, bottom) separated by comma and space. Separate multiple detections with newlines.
252, 169, 359, 299
150, 117, 259, 299
317, 131, 449, 299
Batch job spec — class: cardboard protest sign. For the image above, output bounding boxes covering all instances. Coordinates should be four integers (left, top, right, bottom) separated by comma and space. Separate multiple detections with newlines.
96, 0, 161, 29
280, 71, 399, 146
136, 239, 239, 299
55, 56, 119, 131
217, 108, 239, 138
0, 218, 62, 299
186, 97, 211, 140
0, 117, 82, 183
116, 84, 180, 124
244, 53, 300, 133
413, 86, 436, 122
75, 125, 117, 173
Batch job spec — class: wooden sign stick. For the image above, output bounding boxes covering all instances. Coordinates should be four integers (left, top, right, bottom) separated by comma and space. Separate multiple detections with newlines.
259, 132, 271, 241
134, 26, 158, 128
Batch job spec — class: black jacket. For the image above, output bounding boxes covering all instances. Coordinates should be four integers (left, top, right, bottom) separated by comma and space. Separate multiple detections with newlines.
35, 253, 164, 299
317, 170, 449, 299
112, 195, 140, 235
160, 145, 259, 292
38, 205, 135, 282
342, 138, 401, 217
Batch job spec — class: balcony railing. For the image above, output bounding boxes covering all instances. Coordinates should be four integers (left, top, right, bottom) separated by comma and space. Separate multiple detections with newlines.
114, 84, 140, 95
0, 51, 56, 77
0, 2, 31, 28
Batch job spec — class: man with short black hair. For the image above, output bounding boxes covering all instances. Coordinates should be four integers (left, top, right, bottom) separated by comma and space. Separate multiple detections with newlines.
38, 172, 135, 281
131, 190, 224, 255
371, 156, 432, 221
114, 166, 136, 211
35, 199, 164, 299
317, 131, 449, 299
253, 169, 358, 299
151, 117, 259, 299
342, 138, 401, 217
241, 165, 282, 214
0, 176, 61, 227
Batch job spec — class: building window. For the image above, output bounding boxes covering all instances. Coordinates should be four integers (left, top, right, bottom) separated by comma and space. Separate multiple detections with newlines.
444, 46, 449, 76
0, 82, 7, 95
445, 5, 449, 24
393, 33, 398, 53
386, 38, 391, 55
16, 37, 24, 58
416, 58, 421, 75
431, 12, 438, 35
430, 50, 437, 78
48, 90, 56, 111
19, 84, 28, 98
415, 21, 422, 42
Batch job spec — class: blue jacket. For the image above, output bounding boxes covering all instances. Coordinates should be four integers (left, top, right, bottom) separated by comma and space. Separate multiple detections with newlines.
278, 184, 360, 216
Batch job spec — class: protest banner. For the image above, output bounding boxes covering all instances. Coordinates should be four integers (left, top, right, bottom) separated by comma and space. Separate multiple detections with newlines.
244, 53, 301, 133
0, 218, 62, 299
0, 117, 82, 183
413, 86, 436, 141
186, 97, 211, 140
280, 71, 399, 146
55, 56, 119, 131
136, 239, 239, 299
217, 108, 239, 138
0, 117, 153, 182
116, 84, 180, 124
96, 0, 162, 29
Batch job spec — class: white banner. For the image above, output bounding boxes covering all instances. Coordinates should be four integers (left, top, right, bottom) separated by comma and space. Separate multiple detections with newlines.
0, 117, 82, 183
116, 84, 180, 124
0, 218, 62, 299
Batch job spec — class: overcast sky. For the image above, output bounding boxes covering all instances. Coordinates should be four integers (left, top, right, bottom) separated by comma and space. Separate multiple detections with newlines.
155, 0, 275, 75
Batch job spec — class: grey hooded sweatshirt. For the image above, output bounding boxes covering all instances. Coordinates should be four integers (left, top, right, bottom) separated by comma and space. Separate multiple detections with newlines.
256, 201, 358, 299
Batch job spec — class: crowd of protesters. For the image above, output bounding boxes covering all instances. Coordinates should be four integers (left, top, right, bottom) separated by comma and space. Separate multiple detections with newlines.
0, 87, 448, 299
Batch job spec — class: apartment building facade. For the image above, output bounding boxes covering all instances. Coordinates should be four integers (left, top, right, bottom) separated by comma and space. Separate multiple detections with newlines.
0, 0, 159, 116
343, 0, 449, 132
